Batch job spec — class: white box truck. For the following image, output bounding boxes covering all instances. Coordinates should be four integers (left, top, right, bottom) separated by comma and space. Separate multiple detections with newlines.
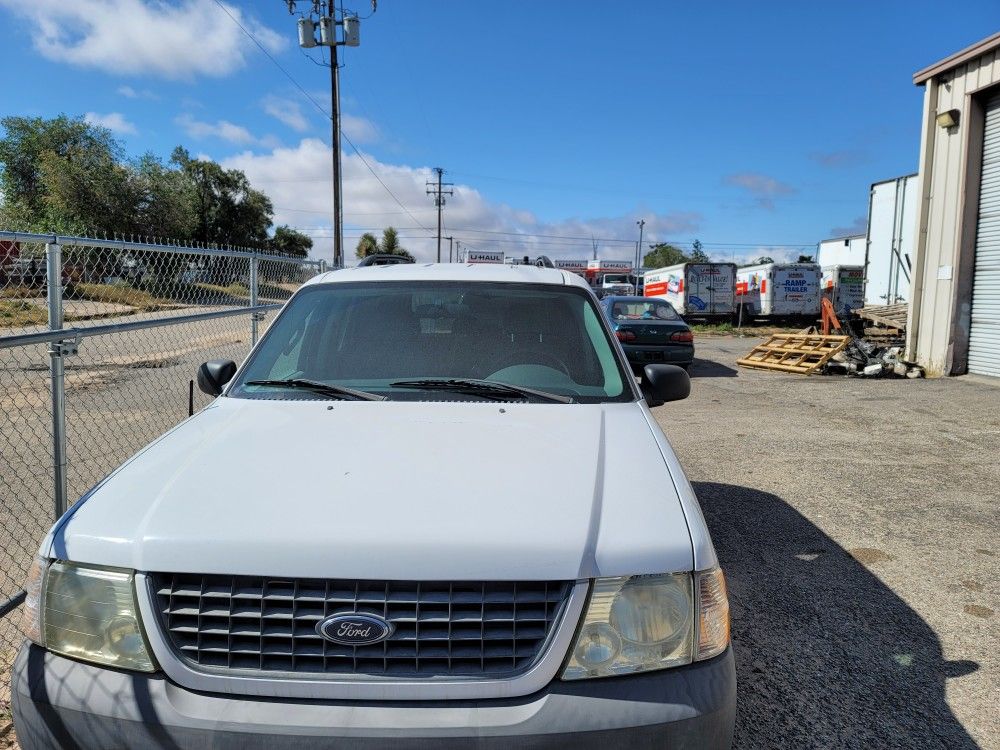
642, 262, 737, 317
736, 262, 822, 318
865, 174, 915, 305
818, 235, 866, 268
821, 265, 865, 316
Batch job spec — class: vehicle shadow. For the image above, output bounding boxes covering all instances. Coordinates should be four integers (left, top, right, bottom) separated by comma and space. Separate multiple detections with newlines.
688, 358, 738, 378
692, 481, 979, 750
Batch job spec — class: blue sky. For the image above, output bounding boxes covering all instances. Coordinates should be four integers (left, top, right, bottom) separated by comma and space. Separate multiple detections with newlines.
0, 0, 998, 264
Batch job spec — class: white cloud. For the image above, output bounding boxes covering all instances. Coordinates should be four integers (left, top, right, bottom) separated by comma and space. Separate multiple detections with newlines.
176, 114, 261, 146
341, 114, 380, 144
261, 95, 310, 133
0, 0, 285, 79
724, 172, 796, 210
117, 85, 157, 100
222, 139, 702, 264
84, 111, 137, 135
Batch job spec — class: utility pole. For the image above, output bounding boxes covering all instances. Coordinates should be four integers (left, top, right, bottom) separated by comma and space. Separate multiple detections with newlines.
426, 167, 453, 262
329, 31, 342, 267
444, 236, 454, 263
290, 1, 366, 268
634, 219, 645, 294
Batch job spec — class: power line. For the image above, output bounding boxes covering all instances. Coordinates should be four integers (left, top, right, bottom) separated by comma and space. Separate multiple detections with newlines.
212, 0, 434, 244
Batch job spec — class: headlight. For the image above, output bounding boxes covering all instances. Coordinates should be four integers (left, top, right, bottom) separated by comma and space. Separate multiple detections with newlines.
562, 568, 729, 680
23, 559, 155, 672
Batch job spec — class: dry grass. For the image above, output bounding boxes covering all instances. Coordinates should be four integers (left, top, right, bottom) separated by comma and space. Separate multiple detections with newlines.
0, 300, 47, 327
66, 283, 167, 310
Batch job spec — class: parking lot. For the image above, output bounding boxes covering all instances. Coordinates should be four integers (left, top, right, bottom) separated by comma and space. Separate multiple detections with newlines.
1, 331, 997, 749
656, 335, 998, 749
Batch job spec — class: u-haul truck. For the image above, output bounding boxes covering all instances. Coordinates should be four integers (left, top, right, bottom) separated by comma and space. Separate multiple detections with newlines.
736, 262, 822, 318
821, 265, 865, 316
585, 259, 634, 294
643, 262, 737, 318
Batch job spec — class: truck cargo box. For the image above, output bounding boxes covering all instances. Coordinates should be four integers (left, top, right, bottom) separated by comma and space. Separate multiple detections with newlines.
643, 262, 737, 317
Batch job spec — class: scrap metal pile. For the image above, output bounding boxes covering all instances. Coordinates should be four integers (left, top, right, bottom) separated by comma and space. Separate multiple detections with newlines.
736, 300, 924, 378
824, 339, 924, 378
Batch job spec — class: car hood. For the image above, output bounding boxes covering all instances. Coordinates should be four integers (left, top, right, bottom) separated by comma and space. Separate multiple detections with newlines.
51, 398, 694, 580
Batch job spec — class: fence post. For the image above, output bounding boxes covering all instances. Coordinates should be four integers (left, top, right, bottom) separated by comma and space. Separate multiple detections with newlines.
250, 254, 259, 345
46, 241, 69, 519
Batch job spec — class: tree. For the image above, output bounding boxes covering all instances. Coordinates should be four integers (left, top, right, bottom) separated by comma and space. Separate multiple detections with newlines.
355, 227, 413, 260
689, 239, 710, 263
170, 147, 272, 248
355, 232, 379, 258
379, 227, 413, 259
754, 256, 774, 265
0, 115, 309, 280
797, 254, 814, 263
0, 114, 132, 233
270, 225, 313, 258
643, 243, 688, 268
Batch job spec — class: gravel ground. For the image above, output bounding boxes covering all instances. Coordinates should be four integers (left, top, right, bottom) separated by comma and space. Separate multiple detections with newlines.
652, 335, 999, 750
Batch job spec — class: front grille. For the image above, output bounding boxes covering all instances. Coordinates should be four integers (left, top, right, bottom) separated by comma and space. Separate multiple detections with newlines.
151, 574, 573, 679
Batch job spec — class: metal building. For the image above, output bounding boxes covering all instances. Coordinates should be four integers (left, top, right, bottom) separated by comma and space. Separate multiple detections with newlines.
908, 32, 1000, 377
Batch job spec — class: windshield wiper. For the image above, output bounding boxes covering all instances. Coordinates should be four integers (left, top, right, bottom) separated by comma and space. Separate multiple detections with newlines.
245, 378, 386, 401
389, 378, 574, 404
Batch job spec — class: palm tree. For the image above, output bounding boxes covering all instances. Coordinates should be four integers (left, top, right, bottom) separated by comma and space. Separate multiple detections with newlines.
355, 232, 378, 259
379, 227, 413, 260
355, 227, 414, 260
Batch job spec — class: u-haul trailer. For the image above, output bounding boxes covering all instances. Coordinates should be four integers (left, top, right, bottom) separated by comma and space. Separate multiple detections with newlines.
821, 265, 865, 316
643, 262, 737, 318
736, 262, 822, 318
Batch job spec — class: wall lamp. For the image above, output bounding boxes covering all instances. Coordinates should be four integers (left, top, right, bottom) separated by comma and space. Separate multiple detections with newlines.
936, 109, 960, 129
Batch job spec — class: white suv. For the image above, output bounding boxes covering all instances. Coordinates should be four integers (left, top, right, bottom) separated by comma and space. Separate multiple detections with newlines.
13, 263, 735, 748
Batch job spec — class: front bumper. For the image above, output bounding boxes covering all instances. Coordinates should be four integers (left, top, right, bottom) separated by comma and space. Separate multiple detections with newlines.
622, 343, 694, 366
13, 642, 736, 749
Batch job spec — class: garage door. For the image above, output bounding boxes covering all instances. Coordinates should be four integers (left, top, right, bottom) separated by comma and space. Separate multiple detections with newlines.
969, 92, 1000, 376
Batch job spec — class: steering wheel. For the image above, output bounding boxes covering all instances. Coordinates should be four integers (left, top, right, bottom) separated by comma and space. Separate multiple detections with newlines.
494, 350, 572, 377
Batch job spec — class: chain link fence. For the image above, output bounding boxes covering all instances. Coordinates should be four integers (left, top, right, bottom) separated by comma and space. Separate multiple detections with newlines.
0, 230, 324, 711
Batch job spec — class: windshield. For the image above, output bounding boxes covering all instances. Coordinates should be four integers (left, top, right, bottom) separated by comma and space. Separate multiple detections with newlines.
230, 281, 632, 403
611, 299, 681, 321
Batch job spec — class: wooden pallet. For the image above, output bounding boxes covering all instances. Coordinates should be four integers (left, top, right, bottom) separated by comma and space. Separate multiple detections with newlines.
736, 334, 850, 375
855, 303, 909, 332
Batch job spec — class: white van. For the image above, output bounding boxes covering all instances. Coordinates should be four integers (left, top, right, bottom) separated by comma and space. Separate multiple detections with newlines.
736, 262, 822, 318
13, 263, 735, 749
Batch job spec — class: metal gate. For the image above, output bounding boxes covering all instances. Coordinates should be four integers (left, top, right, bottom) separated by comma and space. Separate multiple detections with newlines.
969, 92, 1000, 376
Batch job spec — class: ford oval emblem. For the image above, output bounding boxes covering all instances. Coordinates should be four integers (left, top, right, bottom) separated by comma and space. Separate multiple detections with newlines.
316, 613, 393, 646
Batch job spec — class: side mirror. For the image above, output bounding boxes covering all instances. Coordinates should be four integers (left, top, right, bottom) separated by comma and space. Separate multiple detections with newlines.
197, 359, 237, 397
641, 364, 690, 407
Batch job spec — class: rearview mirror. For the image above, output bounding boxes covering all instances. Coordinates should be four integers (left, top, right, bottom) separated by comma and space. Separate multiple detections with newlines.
197, 359, 237, 397
641, 364, 690, 407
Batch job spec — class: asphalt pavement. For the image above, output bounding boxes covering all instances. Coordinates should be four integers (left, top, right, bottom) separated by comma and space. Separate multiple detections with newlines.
651, 335, 999, 749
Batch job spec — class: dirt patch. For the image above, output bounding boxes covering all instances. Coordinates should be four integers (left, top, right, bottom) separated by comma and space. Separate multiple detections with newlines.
963, 604, 994, 619
849, 547, 894, 565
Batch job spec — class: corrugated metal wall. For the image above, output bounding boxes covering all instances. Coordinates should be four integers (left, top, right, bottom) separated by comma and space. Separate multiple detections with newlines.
908, 48, 1000, 376
968, 92, 1000, 376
